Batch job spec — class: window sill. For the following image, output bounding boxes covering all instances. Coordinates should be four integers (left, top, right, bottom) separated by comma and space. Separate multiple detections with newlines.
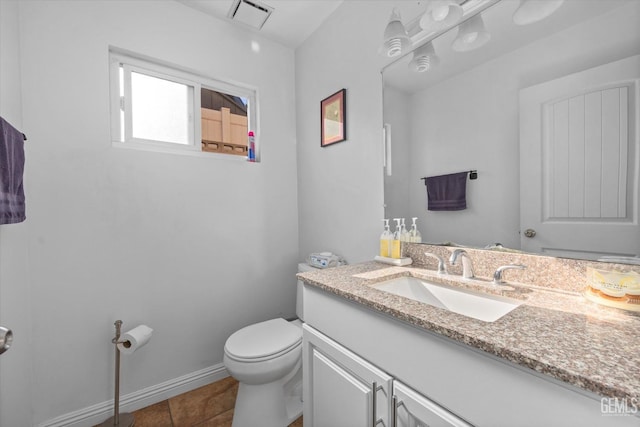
112, 141, 258, 162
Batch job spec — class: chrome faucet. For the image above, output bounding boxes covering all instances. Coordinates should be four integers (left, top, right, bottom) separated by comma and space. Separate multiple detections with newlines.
424, 252, 448, 275
449, 249, 474, 279
493, 264, 526, 284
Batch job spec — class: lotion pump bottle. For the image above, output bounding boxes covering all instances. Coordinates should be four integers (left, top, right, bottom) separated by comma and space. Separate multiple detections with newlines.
380, 219, 392, 257
391, 218, 402, 259
410, 217, 422, 243
400, 218, 410, 242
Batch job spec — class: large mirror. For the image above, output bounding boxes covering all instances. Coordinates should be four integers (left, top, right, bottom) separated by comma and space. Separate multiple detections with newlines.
383, 0, 640, 260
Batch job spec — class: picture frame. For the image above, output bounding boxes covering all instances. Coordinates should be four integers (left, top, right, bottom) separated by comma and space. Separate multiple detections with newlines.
320, 88, 346, 147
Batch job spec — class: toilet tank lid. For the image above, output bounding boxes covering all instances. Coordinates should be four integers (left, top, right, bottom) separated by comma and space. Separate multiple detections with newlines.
225, 318, 302, 360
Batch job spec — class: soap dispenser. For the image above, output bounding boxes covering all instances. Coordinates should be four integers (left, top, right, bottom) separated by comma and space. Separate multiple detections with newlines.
391, 218, 402, 259
409, 217, 422, 243
400, 218, 410, 242
380, 219, 393, 257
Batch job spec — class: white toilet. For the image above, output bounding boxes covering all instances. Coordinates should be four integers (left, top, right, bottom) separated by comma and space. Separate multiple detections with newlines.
223, 263, 313, 427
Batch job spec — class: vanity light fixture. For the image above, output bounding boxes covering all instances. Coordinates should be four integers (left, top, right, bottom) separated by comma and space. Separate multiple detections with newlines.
451, 14, 490, 52
381, 8, 411, 58
513, 0, 564, 25
419, 0, 464, 32
409, 42, 440, 73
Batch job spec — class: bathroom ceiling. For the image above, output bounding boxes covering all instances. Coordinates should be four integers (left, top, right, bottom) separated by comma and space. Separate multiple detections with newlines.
175, 0, 344, 48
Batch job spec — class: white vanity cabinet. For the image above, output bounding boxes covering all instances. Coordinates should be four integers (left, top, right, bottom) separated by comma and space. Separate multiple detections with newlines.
303, 324, 393, 426
304, 324, 472, 427
302, 283, 640, 427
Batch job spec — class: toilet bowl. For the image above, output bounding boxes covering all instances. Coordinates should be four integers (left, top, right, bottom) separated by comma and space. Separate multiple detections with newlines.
223, 263, 314, 427
224, 318, 302, 427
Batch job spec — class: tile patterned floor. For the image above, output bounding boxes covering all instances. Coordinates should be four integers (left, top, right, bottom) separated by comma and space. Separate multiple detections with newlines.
101, 376, 303, 427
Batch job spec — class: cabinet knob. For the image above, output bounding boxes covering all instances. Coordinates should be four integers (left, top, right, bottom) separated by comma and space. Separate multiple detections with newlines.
523, 228, 536, 238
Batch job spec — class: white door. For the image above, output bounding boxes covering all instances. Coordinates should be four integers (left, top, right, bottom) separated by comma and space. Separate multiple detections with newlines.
1, 1, 34, 424
520, 55, 640, 259
303, 324, 392, 427
393, 381, 471, 427
0, 3, 34, 426
0, 226, 33, 427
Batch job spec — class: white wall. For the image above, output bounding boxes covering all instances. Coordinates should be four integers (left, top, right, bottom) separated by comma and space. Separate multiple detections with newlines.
383, 86, 411, 221
403, 2, 640, 249
15, 1, 298, 424
0, 1, 35, 426
296, 1, 396, 264
408, 59, 522, 248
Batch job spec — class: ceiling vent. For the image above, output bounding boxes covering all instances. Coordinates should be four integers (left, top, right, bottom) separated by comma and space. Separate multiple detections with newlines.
228, 0, 274, 30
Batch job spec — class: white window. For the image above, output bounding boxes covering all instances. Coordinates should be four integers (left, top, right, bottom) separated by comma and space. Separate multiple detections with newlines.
109, 49, 258, 159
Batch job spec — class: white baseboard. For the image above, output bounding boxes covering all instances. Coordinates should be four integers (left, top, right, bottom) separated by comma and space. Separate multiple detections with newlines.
38, 364, 229, 427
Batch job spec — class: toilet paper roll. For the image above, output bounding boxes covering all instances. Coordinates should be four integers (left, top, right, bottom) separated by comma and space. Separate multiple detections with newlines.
117, 325, 153, 355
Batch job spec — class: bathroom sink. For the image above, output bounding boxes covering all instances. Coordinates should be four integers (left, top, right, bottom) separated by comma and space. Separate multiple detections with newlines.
371, 276, 523, 322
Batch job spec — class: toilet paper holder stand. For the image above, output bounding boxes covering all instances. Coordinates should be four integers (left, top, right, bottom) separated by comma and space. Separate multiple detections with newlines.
99, 320, 135, 427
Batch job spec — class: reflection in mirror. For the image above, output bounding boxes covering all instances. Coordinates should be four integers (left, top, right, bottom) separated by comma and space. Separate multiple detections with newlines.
383, 0, 640, 261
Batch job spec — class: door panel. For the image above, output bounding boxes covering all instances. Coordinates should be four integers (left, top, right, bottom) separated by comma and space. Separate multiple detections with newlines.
0, 1, 33, 425
394, 381, 472, 427
520, 55, 640, 259
0, 226, 33, 427
311, 350, 373, 426
303, 324, 393, 427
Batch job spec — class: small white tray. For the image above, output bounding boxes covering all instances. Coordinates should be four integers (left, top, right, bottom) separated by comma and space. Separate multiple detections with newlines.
374, 256, 413, 266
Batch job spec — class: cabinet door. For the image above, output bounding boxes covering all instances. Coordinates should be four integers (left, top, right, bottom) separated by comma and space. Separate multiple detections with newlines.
393, 381, 472, 427
303, 324, 393, 427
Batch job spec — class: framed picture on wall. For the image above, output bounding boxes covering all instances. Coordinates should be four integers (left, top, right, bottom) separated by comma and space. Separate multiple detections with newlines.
320, 89, 346, 147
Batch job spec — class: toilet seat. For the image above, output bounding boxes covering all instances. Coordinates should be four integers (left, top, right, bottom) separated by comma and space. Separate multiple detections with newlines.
224, 318, 302, 363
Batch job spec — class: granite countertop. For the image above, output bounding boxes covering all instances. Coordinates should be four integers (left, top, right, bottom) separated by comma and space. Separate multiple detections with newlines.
298, 261, 640, 402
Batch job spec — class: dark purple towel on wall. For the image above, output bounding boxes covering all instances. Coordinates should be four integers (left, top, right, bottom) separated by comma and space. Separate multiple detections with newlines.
425, 172, 467, 211
0, 117, 26, 224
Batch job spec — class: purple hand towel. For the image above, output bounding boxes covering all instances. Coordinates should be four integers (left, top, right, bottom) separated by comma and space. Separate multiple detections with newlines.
425, 172, 467, 211
0, 117, 26, 224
